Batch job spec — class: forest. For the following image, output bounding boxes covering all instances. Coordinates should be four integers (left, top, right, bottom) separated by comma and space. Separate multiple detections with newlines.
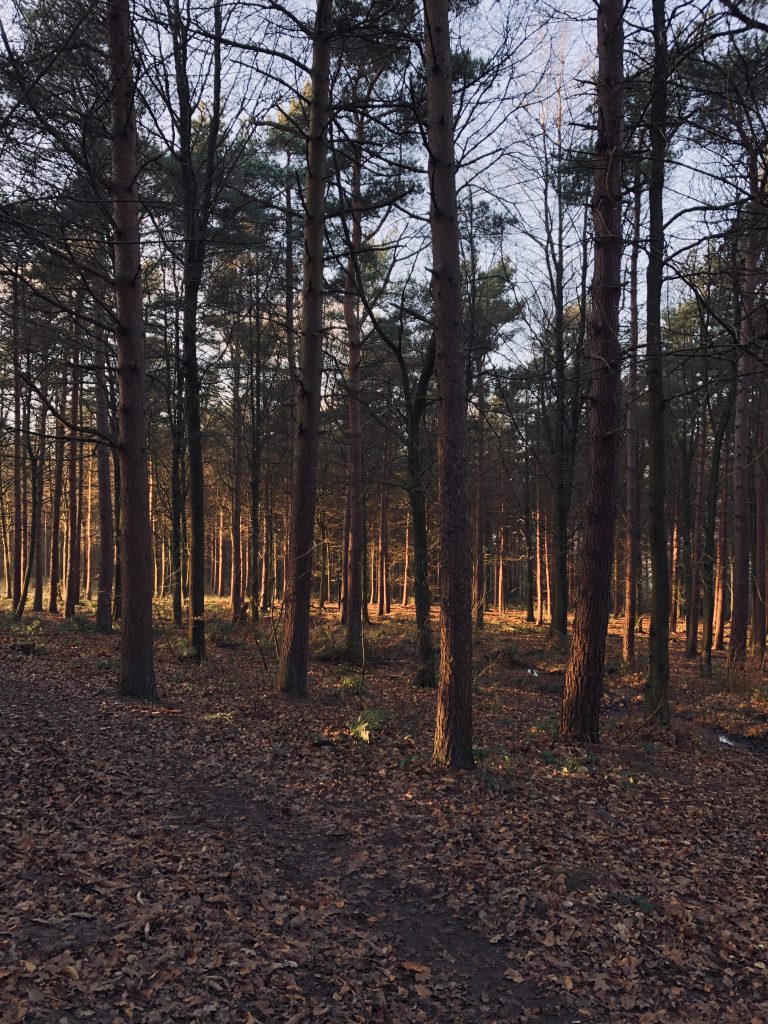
1, 0, 767, 1020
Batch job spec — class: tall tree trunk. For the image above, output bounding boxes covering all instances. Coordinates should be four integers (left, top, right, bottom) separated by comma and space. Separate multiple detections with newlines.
730, 184, 756, 670
535, 483, 545, 626
32, 395, 46, 613
248, 275, 262, 624
559, 0, 623, 741
260, 470, 272, 612
425, 0, 474, 768
623, 174, 641, 666
407, 433, 436, 686
685, 422, 706, 657
525, 453, 535, 622
645, 0, 670, 724
84, 456, 94, 600
172, 0, 223, 662
713, 455, 729, 650
752, 390, 766, 663
344, 114, 365, 657
377, 466, 389, 618
276, 0, 332, 696
49, 379, 67, 613
64, 334, 81, 618
11, 272, 22, 610
701, 400, 733, 677
473, 354, 485, 630
231, 334, 243, 622
401, 510, 410, 607
94, 326, 115, 634
107, 0, 157, 698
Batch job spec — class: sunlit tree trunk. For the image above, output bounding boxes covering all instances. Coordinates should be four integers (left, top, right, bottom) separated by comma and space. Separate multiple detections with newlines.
685, 422, 706, 657
107, 0, 157, 698
730, 180, 756, 670
559, 0, 623, 741
344, 113, 364, 656
623, 175, 641, 666
94, 325, 114, 634
645, 0, 670, 724
64, 333, 81, 618
425, 0, 474, 768
276, 0, 332, 696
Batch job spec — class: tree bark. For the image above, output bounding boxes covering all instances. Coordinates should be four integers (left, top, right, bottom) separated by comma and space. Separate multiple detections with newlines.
752, 389, 766, 663
729, 188, 756, 670
107, 0, 157, 699
424, 0, 474, 769
559, 0, 623, 741
473, 354, 486, 630
344, 113, 365, 656
701, 397, 733, 677
64, 334, 81, 618
685, 421, 706, 657
623, 174, 641, 666
276, 0, 332, 696
94, 325, 115, 634
644, 0, 670, 724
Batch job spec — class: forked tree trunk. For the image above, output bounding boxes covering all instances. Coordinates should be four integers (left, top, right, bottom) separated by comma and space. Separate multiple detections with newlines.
276, 0, 332, 696
424, 0, 474, 769
559, 0, 623, 741
107, 0, 157, 699
645, 0, 670, 724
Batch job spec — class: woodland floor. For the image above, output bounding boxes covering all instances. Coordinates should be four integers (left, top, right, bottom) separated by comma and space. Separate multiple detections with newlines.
1, 601, 768, 1023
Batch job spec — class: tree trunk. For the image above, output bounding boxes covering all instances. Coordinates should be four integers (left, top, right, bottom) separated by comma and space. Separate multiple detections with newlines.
644, 0, 670, 724
473, 354, 486, 630
752, 390, 766, 663
32, 395, 46, 613
685, 422, 706, 657
376, 468, 389, 618
344, 115, 365, 656
701, 400, 733, 677
623, 175, 641, 666
107, 0, 157, 698
276, 0, 332, 696
401, 511, 410, 607
64, 334, 81, 618
231, 331, 244, 622
730, 189, 756, 670
11, 273, 22, 611
425, 0, 474, 768
94, 326, 115, 634
407, 433, 436, 687
559, 0, 623, 741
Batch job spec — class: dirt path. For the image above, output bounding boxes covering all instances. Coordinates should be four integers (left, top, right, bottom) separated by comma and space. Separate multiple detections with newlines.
0, 658, 571, 1023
